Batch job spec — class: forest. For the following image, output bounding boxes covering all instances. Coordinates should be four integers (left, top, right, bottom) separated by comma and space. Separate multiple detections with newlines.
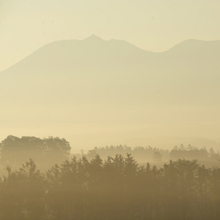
87, 144, 220, 164
0, 135, 220, 220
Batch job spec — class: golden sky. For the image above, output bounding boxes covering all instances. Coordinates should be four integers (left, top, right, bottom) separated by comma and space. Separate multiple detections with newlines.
1, 0, 220, 72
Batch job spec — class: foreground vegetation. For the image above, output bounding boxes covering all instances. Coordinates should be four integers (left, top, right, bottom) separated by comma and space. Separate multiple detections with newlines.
0, 135, 220, 219
0, 153, 220, 220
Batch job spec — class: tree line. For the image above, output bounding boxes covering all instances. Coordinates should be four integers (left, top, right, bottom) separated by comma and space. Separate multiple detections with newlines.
0, 135, 71, 171
87, 144, 220, 163
1, 136, 219, 169
0, 154, 220, 220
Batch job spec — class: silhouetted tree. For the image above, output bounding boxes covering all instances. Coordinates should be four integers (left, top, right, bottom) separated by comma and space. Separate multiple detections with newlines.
0, 135, 71, 170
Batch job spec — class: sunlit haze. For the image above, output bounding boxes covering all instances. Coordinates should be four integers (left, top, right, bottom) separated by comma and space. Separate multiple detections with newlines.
1, 0, 220, 71
1, 0, 220, 152
1, 2, 220, 219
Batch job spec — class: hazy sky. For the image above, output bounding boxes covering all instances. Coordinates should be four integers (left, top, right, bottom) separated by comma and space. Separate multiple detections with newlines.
1, 0, 220, 149
0, 0, 220, 72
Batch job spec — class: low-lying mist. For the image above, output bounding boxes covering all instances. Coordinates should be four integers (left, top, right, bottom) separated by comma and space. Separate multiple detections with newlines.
0, 135, 219, 176
0, 141, 220, 220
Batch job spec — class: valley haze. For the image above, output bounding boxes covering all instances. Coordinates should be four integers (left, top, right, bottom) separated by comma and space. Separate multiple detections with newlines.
1, 35, 220, 152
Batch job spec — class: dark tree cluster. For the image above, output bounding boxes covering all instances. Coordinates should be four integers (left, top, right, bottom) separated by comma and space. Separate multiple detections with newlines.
87, 145, 169, 162
0, 154, 220, 220
170, 145, 220, 161
0, 135, 71, 171
87, 145, 220, 164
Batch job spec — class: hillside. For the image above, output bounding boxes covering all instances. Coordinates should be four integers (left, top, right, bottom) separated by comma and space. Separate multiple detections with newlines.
1, 36, 220, 105
1, 36, 220, 148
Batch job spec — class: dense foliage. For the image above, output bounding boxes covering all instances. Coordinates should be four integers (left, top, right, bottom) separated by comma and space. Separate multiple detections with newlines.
87, 144, 220, 163
0, 135, 71, 170
0, 154, 220, 220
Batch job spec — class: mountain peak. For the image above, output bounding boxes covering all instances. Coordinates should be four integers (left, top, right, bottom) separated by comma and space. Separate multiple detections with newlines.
83, 35, 104, 41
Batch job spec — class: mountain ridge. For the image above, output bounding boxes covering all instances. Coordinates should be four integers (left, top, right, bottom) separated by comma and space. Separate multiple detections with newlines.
1, 36, 220, 145
2, 36, 220, 75
0, 36, 220, 106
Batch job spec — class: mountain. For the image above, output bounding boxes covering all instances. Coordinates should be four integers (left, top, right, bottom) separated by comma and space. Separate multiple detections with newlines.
1, 36, 220, 106
1, 36, 220, 148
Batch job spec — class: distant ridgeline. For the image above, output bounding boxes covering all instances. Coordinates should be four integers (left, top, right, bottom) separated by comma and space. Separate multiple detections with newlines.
0, 136, 220, 170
